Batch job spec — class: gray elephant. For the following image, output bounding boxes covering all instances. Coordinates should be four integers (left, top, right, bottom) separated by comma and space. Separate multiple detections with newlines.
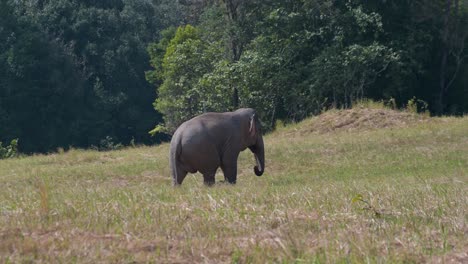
169, 108, 265, 186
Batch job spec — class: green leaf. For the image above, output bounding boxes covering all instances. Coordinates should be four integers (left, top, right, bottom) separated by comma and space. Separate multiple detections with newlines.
351, 194, 364, 203
149, 124, 167, 137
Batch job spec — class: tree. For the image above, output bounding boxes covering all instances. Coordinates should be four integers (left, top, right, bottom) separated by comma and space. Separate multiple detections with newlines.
220, 1, 398, 126
436, 0, 468, 114
355, 0, 468, 113
1, 0, 186, 152
152, 25, 226, 133
0, 0, 86, 152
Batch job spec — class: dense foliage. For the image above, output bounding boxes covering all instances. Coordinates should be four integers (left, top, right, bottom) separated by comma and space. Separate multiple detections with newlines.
0, 138, 18, 159
1, 0, 467, 152
1, 0, 183, 152
148, 0, 468, 132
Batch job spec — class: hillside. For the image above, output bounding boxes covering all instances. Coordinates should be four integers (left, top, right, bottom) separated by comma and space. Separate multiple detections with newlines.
281, 106, 431, 135
0, 108, 467, 263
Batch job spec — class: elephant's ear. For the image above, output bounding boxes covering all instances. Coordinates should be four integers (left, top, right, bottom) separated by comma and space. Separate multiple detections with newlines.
249, 114, 256, 137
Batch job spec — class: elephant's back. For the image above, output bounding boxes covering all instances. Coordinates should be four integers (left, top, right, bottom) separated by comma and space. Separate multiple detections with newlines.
185, 112, 234, 129
177, 113, 235, 148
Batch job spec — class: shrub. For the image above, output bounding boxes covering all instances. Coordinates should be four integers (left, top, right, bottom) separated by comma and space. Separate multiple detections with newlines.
0, 139, 19, 159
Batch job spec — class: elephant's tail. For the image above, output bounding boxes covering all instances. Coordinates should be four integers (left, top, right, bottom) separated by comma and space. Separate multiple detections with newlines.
169, 133, 182, 186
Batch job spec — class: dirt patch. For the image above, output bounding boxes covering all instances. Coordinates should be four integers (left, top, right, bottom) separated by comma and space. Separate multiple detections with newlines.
287, 107, 430, 135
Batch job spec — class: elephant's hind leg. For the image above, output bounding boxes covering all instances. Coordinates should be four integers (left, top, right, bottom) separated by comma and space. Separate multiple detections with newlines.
172, 167, 188, 186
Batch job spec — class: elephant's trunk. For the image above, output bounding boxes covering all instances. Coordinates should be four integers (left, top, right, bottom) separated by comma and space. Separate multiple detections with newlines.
253, 136, 265, 176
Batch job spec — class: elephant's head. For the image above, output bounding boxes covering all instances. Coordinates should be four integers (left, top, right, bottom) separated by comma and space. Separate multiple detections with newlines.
247, 113, 265, 176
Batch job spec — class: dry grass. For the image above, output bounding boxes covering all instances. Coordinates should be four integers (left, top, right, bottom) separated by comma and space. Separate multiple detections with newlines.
0, 106, 467, 263
278, 103, 431, 136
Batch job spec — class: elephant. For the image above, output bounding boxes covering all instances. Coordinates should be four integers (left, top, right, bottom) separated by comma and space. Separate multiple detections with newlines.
169, 108, 265, 186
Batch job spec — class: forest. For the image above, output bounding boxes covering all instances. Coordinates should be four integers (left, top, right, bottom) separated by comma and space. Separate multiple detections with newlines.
1, 0, 467, 153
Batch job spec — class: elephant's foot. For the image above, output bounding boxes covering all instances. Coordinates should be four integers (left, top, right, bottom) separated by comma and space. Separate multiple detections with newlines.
203, 173, 216, 186
226, 179, 236, 184
203, 180, 215, 186
219, 179, 236, 185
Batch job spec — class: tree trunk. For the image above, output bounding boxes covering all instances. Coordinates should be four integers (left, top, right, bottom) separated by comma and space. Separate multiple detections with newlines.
221, 0, 244, 109
436, 0, 467, 115
437, 0, 452, 114
437, 47, 449, 114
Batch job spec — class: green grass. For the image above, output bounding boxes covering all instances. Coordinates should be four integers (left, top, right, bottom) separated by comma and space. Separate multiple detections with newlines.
0, 110, 467, 263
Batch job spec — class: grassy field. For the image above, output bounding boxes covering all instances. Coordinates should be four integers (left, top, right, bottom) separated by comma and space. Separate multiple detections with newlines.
0, 107, 467, 263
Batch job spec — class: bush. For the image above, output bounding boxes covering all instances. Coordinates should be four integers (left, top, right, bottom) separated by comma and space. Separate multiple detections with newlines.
97, 136, 124, 151
0, 139, 18, 159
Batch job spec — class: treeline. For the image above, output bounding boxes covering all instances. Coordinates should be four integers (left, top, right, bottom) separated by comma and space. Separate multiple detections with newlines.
1, 0, 467, 153
1, 0, 185, 152
148, 0, 468, 133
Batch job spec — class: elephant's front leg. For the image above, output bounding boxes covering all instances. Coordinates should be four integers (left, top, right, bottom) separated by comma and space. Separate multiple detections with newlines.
221, 151, 240, 184
221, 164, 237, 184
202, 171, 216, 186
221, 157, 238, 184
